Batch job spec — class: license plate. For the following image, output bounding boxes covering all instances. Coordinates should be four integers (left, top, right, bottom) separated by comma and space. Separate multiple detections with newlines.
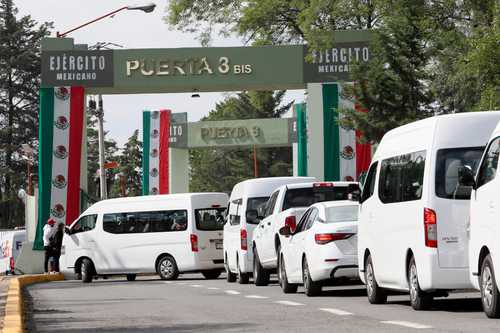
214, 240, 223, 250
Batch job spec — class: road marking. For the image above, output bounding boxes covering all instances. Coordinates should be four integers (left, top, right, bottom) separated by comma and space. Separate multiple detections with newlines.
275, 300, 304, 306
190, 284, 203, 288
177, 282, 186, 285
319, 308, 353, 316
225, 290, 241, 295
207, 287, 220, 290
381, 321, 432, 329
245, 295, 269, 299
163, 281, 175, 284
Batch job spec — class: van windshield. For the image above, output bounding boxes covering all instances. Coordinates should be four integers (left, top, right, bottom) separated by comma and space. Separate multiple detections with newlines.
283, 186, 350, 210
436, 147, 484, 200
246, 197, 269, 224
325, 205, 359, 223
195, 208, 226, 231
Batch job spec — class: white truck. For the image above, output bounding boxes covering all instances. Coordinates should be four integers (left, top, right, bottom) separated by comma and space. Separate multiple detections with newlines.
251, 181, 359, 286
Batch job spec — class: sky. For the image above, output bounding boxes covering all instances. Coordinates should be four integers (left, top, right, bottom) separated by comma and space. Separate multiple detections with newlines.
16, 0, 306, 147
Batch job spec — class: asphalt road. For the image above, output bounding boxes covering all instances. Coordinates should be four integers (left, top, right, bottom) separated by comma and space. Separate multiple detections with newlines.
25, 274, 500, 333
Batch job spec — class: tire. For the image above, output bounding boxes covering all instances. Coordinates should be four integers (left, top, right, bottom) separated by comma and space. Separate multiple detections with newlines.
480, 254, 500, 318
237, 256, 249, 284
253, 247, 270, 286
202, 270, 222, 280
81, 258, 94, 283
303, 257, 322, 297
126, 274, 136, 281
365, 255, 387, 304
279, 254, 297, 294
157, 256, 179, 280
225, 254, 237, 283
408, 257, 433, 310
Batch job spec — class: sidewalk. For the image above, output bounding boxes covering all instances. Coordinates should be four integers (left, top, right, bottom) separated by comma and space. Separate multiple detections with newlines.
0, 277, 11, 330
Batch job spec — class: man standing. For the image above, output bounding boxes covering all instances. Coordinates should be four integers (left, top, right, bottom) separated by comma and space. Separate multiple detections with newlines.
43, 218, 56, 273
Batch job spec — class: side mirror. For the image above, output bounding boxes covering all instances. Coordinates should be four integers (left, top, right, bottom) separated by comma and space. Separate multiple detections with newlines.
458, 165, 476, 189
64, 227, 70, 235
246, 209, 259, 223
279, 225, 291, 237
257, 207, 265, 219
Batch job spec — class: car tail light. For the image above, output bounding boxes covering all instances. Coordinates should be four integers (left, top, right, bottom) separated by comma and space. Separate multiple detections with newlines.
284, 216, 297, 233
315, 233, 354, 244
190, 234, 198, 252
313, 182, 334, 188
240, 229, 248, 251
9, 257, 14, 271
424, 208, 437, 248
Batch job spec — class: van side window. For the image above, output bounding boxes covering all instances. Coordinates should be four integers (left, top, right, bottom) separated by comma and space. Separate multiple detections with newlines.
229, 199, 242, 226
264, 191, 279, 217
103, 210, 188, 234
71, 215, 97, 235
378, 151, 426, 204
477, 138, 500, 188
360, 162, 378, 203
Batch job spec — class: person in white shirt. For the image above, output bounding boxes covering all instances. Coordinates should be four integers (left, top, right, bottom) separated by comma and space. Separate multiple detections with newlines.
43, 218, 56, 273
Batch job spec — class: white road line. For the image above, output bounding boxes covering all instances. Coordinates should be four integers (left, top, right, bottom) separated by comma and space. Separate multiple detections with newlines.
190, 284, 203, 288
207, 287, 220, 290
225, 290, 241, 295
245, 295, 269, 299
275, 300, 304, 306
163, 281, 175, 284
381, 321, 432, 329
319, 308, 353, 316
177, 283, 186, 285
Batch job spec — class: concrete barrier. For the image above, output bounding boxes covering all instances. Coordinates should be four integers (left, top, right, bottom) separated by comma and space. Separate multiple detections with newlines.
3, 274, 64, 333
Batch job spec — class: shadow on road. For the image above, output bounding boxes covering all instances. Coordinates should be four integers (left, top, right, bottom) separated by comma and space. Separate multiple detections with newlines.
388, 297, 484, 313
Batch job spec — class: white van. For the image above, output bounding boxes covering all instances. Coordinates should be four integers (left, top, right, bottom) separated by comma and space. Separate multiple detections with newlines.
358, 112, 500, 310
61, 193, 228, 283
467, 120, 500, 318
0, 229, 26, 274
224, 177, 315, 284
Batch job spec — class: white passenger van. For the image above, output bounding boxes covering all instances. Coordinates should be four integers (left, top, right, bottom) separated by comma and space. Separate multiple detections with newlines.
61, 193, 228, 283
224, 177, 315, 284
466, 119, 500, 318
358, 112, 500, 310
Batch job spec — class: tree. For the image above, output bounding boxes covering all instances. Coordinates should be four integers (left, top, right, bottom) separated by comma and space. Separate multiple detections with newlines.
189, 91, 293, 193
110, 130, 142, 197
0, 0, 51, 227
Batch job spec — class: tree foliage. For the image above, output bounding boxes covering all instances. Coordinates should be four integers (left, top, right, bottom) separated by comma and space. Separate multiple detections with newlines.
109, 129, 142, 197
0, 0, 51, 227
189, 91, 293, 193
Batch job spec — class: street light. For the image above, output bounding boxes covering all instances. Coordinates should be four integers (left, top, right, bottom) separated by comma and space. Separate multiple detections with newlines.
56, 3, 156, 200
56, 3, 156, 38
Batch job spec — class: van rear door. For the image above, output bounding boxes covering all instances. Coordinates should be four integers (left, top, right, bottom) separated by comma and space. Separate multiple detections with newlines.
194, 207, 225, 263
434, 147, 484, 268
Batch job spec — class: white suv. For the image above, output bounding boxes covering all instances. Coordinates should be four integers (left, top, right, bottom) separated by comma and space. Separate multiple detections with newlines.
466, 120, 500, 318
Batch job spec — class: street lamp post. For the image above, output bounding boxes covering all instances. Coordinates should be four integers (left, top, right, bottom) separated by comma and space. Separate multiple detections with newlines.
56, 3, 156, 200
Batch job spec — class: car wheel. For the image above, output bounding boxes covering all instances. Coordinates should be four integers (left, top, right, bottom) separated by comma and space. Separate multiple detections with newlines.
202, 270, 222, 279
303, 257, 321, 297
408, 257, 433, 310
81, 258, 94, 283
253, 247, 270, 286
365, 255, 387, 304
157, 256, 179, 280
481, 254, 500, 318
126, 274, 136, 281
279, 254, 297, 294
225, 254, 237, 283
237, 256, 249, 284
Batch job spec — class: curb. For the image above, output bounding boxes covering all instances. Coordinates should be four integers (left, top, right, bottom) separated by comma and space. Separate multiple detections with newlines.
2, 274, 64, 333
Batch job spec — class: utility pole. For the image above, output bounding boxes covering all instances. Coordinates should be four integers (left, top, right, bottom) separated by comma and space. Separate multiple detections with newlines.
97, 95, 107, 199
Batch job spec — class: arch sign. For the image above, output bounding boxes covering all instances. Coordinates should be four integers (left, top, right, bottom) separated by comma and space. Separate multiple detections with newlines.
34, 30, 372, 249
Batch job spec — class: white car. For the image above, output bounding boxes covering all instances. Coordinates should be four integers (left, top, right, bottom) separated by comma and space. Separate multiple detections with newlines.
61, 193, 228, 282
358, 111, 500, 310
252, 181, 359, 286
223, 177, 315, 284
278, 201, 359, 296
466, 120, 500, 318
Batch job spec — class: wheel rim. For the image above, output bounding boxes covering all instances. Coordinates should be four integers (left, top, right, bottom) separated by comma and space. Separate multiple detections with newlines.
303, 261, 309, 290
366, 262, 374, 296
160, 259, 174, 278
280, 257, 286, 286
253, 253, 258, 280
409, 263, 418, 302
482, 265, 494, 309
